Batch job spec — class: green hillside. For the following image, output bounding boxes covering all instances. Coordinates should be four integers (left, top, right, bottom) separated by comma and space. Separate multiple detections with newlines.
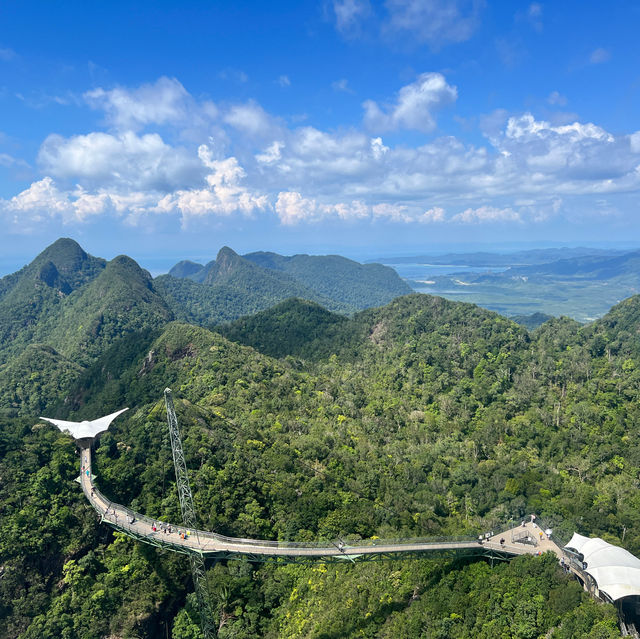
217, 297, 350, 359
243, 250, 412, 309
0, 238, 106, 364
2, 242, 638, 638
163, 246, 412, 321
158, 247, 337, 324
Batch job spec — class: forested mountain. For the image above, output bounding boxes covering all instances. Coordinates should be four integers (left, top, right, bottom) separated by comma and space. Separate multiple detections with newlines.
157, 247, 335, 324
2, 241, 639, 638
243, 250, 412, 310
0, 240, 412, 417
161, 246, 412, 322
0, 238, 106, 364
217, 298, 350, 360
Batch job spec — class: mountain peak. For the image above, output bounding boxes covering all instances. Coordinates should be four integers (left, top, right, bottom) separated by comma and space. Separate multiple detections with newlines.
214, 247, 243, 277
34, 238, 106, 289
216, 246, 240, 261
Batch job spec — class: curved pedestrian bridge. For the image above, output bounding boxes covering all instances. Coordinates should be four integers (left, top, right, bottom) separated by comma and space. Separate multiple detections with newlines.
78, 444, 562, 563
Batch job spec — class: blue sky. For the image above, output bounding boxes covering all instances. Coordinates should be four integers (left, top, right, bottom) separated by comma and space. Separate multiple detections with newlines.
1, 0, 640, 271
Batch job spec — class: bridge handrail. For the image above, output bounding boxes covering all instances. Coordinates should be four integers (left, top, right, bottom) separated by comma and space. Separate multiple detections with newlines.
86, 470, 479, 550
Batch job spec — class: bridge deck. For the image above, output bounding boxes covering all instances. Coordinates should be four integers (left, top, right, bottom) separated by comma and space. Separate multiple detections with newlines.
79, 446, 563, 562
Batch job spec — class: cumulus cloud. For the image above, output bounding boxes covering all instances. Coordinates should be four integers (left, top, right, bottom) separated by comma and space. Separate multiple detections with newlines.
84, 77, 201, 130
255, 141, 284, 165
6, 74, 640, 235
420, 206, 446, 222
453, 205, 521, 223
223, 101, 278, 138
383, 0, 484, 49
275, 191, 317, 225
155, 145, 269, 224
326, 200, 370, 220
6, 177, 70, 216
274, 193, 422, 225
370, 137, 389, 160
38, 131, 204, 191
372, 202, 412, 222
363, 72, 457, 132
496, 114, 630, 182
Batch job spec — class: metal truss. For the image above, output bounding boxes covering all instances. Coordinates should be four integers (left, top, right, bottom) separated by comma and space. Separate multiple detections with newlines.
164, 389, 218, 639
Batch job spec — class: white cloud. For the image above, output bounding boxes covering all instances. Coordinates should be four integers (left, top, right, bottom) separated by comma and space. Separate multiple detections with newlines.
363, 73, 457, 132
38, 131, 204, 191
275, 194, 371, 225
589, 47, 611, 64
6, 177, 69, 216
224, 101, 278, 138
323, 200, 370, 220
419, 206, 446, 222
383, 0, 483, 49
372, 202, 412, 222
495, 114, 634, 183
6, 74, 640, 235
278, 75, 291, 87
0, 176, 164, 227
333, 0, 371, 33
84, 77, 197, 130
255, 141, 284, 165
370, 137, 389, 160
453, 205, 521, 223
275, 191, 317, 225
156, 145, 269, 224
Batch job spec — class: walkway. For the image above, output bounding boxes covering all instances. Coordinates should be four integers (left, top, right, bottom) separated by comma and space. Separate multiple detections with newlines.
79, 446, 564, 563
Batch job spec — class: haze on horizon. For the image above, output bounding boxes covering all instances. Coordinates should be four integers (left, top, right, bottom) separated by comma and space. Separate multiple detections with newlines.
1, 1, 639, 264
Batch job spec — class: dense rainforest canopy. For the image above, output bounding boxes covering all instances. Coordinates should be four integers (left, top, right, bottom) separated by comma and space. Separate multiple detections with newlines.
1, 239, 638, 638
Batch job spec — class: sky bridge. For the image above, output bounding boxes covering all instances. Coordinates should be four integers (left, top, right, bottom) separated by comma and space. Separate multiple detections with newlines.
41, 406, 640, 637
80, 443, 563, 563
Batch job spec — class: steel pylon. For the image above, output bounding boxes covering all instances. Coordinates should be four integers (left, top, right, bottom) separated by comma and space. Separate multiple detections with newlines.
164, 388, 218, 639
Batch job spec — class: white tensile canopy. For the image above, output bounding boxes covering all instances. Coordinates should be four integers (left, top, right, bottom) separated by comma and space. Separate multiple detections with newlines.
40, 408, 129, 440
566, 532, 640, 601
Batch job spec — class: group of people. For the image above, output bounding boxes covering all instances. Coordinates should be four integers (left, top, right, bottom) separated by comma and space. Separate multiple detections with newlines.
150, 521, 191, 539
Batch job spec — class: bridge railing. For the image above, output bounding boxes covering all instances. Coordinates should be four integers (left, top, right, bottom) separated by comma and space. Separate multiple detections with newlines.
86, 471, 480, 550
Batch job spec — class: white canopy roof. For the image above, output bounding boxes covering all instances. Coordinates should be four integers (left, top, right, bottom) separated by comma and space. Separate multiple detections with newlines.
40, 408, 128, 440
565, 532, 640, 601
